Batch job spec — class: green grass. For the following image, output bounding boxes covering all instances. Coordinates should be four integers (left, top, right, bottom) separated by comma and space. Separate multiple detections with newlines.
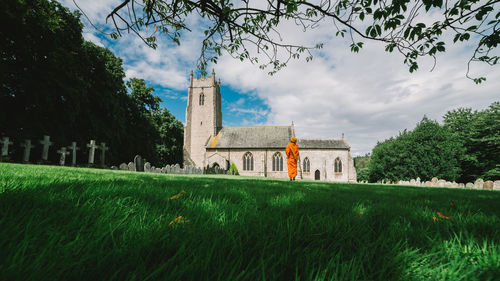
1, 163, 499, 281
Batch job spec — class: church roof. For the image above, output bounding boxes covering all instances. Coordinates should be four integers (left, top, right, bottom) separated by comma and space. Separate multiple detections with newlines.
298, 139, 350, 149
206, 126, 350, 150
207, 126, 293, 149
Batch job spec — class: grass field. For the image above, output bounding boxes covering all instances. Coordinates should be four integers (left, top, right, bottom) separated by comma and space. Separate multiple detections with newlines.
1, 163, 499, 281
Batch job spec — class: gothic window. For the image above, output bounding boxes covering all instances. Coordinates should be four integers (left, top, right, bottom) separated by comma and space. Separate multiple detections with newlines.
334, 158, 342, 173
199, 93, 205, 105
243, 152, 254, 171
272, 152, 283, 171
303, 157, 310, 173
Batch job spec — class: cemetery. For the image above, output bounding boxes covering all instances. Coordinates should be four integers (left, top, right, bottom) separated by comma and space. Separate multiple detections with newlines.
1, 0, 499, 280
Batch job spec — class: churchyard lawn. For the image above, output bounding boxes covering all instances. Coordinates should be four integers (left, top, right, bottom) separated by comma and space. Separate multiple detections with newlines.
1, 163, 499, 281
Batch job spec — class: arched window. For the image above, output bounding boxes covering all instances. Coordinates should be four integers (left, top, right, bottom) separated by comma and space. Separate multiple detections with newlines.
303, 157, 310, 172
272, 152, 283, 171
199, 93, 205, 105
243, 152, 253, 171
334, 158, 342, 173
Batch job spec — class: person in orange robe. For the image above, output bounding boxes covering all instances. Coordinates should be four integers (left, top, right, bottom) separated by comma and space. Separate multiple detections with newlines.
286, 137, 299, 181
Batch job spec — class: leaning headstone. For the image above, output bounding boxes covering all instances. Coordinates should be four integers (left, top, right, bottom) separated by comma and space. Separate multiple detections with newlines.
57, 147, 70, 166
465, 182, 474, 188
134, 155, 144, 172
165, 165, 171, 173
144, 162, 151, 172
119, 163, 128, 170
128, 162, 135, 171
20, 139, 35, 163
110, 166, 118, 170
87, 140, 98, 165
0, 137, 13, 158
39, 135, 53, 162
483, 181, 493, 190
494, 181, 500, 190
98, 142, 109, 167
67, 142, 80, 166
474, 178, 484, 189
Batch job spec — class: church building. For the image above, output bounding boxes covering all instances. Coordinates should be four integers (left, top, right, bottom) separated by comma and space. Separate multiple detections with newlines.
183, 70, 357, 182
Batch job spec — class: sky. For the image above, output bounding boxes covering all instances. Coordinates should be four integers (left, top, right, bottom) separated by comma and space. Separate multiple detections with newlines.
61, 0, 499, 156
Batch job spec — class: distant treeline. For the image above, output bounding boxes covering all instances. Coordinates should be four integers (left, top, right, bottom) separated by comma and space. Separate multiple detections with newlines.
0, 0, 183, 166
355, 102, 499, 183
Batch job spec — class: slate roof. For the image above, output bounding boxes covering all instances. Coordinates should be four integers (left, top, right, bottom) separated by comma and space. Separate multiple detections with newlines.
206, 126, 292, 149
298, 139, 350, 149
206, 126, 350, 150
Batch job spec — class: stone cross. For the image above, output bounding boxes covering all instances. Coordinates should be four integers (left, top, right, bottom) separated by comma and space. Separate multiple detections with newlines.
20, 139, 35, 163
1, 137, 14, 157
39, 135, 53, 161
57, 147, 70, 166
98, 142, 109, 166
87, 140, 98, 164
67, 142, 80, 166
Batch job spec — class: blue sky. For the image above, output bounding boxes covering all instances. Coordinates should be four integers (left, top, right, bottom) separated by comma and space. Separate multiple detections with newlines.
61, 0, 500, 156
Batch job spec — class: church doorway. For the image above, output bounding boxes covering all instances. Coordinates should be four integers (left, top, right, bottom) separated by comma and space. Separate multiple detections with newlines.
212, 162, 220, 169
314, 170, 320, 180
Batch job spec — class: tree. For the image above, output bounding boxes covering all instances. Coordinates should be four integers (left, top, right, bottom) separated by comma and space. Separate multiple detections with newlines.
0, 0, 185, 167
126, 78, 162, 113
94, 0, 499, 82
368, 117, 464, 182
443, 102, 500, 181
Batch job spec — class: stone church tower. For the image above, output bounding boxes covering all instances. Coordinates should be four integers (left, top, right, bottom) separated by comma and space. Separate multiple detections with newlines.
183, 69, 222, 167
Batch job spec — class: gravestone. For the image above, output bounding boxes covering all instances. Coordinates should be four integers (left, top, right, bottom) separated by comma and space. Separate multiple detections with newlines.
98, 142, 109, 167
134, 155, 144, 172
57, 147, 70, 166
87, 140, 98, 165
161, 167, 166, 173
155, 168, 161, 173
128, 162, 135, 171
1, 137, 14, 158
416, 177, 421, 186
20, 139, 35, 163
173, 164, 180, 174
111, 166, 118, 170
67, 142, 80, 166
444, 181, 452, 188
483, 181, 493, 190
151, 166, 156, 173
425, 181, 432, 187
144, 162, 151, 172
451, 182, 458, 188
458, 183, 465, 188
494, 181, 500, 190
119, 163, 128, 170
39, 135, 53, 162
474, 178, 484, 189
410, 179, 416, 185
465, 182, 474, 188
431, 177, 438, 186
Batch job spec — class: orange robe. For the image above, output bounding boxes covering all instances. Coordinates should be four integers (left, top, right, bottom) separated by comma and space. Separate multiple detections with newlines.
286, 142, 299, 179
